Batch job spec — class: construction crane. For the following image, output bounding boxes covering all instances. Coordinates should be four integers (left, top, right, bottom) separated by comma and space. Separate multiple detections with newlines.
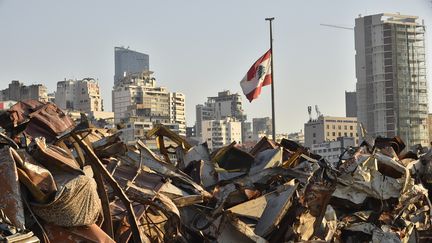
320, 23, 353, 30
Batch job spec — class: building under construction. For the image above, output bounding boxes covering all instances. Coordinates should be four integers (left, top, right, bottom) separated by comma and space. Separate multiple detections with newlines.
355, 13, 429, 147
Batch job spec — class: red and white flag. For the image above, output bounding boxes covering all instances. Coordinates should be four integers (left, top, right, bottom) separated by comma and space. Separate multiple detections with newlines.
240, 49, 272, 102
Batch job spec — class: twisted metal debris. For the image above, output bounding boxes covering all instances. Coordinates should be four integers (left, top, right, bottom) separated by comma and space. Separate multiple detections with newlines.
0, 100, 432, 242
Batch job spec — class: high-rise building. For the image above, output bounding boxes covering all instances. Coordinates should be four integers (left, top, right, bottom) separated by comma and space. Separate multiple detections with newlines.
112, 71, 186, 142
0, 80, 48, 102
428, 114, 432, 145
56, 78, 102, 113
304, 115, 359, 148
355, 13, 428, 147
195, 90, 246, 138
114, 47, 150, 86
252, 117, 273, 139
201, 117, 242, 151
242, 121, 253, 142
345, 91, 357, 117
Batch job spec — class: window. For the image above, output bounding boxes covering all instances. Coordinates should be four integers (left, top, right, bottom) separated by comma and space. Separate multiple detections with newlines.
350, 132, 353, 137
326, 125, 329, 129
350, 126, 353, 130
344, 125, 347, 130
344, 132, 347, 136
332, 125, 335, 129
338, 125, 341, 129
332, 132, 335, 136
313, 133, 316, 138
338, 132, 341, 136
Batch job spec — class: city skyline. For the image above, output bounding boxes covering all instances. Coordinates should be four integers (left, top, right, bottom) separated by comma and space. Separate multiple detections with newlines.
0, 0, 431, 134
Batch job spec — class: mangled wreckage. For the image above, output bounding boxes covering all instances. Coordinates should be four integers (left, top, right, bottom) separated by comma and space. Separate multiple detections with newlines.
1, 99, 432, 242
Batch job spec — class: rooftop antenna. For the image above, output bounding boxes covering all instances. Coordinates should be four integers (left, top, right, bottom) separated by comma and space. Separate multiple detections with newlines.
307, 106, 312, 121
315, 105, 321, 118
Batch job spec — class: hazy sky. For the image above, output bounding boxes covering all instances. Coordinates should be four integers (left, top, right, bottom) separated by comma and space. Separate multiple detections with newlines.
0, 0, 431, 134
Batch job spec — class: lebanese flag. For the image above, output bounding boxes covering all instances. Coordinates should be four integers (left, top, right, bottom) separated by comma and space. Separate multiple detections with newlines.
240, 49, 272, 102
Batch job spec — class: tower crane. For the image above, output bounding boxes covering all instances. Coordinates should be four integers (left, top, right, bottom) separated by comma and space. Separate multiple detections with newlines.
320, 24, 353, 30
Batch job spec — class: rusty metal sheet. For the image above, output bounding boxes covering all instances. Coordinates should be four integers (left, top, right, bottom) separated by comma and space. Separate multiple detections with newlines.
0, 100, 45, 129
44, 223, 115, 243
0, 147, 25, 229
32, 137, 83, 174
13, 149, 57, 203
23, 103, 75, 142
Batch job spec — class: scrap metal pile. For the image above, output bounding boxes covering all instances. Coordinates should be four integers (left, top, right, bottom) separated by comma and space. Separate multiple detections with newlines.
1, 100, 432, 242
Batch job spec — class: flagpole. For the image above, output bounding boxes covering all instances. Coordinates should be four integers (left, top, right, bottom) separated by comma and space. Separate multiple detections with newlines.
265, 17, 276, 141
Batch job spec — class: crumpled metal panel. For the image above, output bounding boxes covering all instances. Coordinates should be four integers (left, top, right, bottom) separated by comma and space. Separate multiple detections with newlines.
13, 149, 57, 203
249, 147, 283, 175
254, 180, 298, 236
216, 213, 267, 243
32, 137, 82, 173
249, 136, 278, 156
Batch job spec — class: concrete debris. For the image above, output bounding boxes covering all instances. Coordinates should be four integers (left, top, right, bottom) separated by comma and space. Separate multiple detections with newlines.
1, 100, 432, 242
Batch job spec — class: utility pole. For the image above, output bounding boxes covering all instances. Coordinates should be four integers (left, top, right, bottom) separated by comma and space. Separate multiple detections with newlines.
265, 17, 276, 140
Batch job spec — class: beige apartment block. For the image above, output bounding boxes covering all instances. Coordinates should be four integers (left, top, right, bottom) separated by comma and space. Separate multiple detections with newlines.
113, 71, 186, 140
304, 115, 359, 148
56, 78, 102, 114
0, 80, 48, 102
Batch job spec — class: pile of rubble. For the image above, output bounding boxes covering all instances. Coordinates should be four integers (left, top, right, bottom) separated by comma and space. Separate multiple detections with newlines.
1, 100, 432, 242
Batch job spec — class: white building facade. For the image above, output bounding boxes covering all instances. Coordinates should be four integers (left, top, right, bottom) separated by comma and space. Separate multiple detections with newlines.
55, 78, 102, 113
201, 118, 242, 151
112, 72, 186, 143
195, 91, 245, 139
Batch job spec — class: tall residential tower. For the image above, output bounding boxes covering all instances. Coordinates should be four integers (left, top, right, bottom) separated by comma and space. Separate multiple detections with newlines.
355, 13, 428, 147
114, 47, 149, 86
